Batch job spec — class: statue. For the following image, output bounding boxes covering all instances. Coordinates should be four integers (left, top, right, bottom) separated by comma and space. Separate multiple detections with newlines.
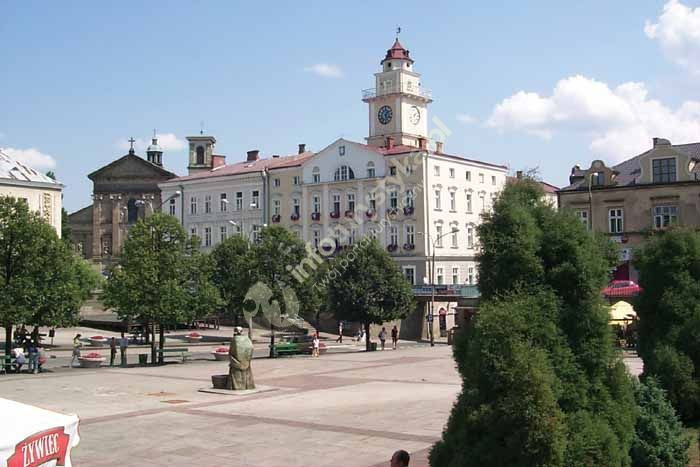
227, 326, 255, 390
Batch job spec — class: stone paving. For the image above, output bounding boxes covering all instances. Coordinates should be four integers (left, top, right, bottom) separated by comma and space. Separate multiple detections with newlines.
1, 344, 459, 467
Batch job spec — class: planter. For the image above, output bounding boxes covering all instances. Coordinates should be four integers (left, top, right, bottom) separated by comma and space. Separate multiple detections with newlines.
271, 214, 281, 223
365, 210, 375, 218
344, 210, 354, 218
212, 347, 229, 361
185, 333, 202, 343
387, 208, 398, 216
78, 355, 104, 368
403, 243, 415, 251
211, 374, 230, 389
311, 212, 321, 221
290, 214, 300, 221
387, 244, 398, 252
403, 206, 415, 216
89, 336, 108, 346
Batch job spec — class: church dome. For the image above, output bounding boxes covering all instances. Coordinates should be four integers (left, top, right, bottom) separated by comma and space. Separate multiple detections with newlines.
147, 138, 162, 154
381, 39, 413, 64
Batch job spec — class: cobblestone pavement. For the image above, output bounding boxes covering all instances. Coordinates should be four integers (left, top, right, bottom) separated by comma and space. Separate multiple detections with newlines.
1, 344, 459, 467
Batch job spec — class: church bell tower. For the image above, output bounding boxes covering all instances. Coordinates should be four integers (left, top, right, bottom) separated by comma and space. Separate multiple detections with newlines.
187, 133, 216, 175
363, 37, 433, 148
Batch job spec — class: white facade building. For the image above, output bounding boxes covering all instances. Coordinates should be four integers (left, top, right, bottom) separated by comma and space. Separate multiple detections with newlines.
0, 149, 63, 236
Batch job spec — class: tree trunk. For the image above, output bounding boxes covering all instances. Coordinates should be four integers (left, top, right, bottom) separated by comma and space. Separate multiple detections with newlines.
365, 322, 371, 352
4, 325, 12, 371
233, 307, 239, 327
158, 323, 165, 365
150, 320, 156, 365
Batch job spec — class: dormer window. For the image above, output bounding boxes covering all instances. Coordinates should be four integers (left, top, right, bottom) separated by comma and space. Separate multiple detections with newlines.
652, 158, 677, 183
339, 145, 345, 156
591, 172, 605, 186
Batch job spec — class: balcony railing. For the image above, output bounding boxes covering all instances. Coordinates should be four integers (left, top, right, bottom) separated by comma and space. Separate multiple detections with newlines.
412, 284, 480, 298
362, 84, 433, 100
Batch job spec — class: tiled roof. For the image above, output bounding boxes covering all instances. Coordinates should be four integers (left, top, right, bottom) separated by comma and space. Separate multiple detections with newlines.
382, 39, 413, 64
506, 176, 559, 192
168, 151, 314, 182
0, 149, 61, 185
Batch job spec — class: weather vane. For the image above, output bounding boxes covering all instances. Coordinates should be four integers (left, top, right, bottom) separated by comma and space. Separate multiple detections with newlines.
200, 120, 205, 135
396, 26, 401, 38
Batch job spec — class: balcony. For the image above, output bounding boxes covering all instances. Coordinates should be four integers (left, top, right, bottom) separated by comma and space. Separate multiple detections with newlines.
311, 212, 321, 221
271, 214, 281, 223
362, 84, 433, 101
290, 213, 300, 221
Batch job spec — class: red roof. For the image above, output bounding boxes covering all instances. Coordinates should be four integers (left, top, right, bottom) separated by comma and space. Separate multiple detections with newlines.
381, 39, 413, 64
168, 152, 314, 182
603, 280, 643, 298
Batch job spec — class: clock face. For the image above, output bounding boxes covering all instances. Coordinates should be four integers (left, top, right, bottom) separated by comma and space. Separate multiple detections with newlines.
409, 106, 421, 125
378, 105, 393, 125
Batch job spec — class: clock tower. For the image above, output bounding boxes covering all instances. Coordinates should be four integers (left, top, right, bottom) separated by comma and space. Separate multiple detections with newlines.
363, 38, 433, 148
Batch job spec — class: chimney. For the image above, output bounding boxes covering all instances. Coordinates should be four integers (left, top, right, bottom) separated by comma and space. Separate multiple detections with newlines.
246, 150, 260, 162
212, 155, 226, 168
653, 137, 671, 147
298, 143, 306, 154
418, 137, 427, 150
435, 141, 444, 154
272, 154, 280, 158
386, 136, 395, 149
516, 170, 523, 179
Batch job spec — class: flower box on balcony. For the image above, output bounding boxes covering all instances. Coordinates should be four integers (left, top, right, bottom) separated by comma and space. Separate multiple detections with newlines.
290, 213, 300, 221
311, 212, 321, 221
365, 209, 375, 218
271, 214, 281, 223
330, 211, 341, 219
387, 244, 398, 252
387, 208, 398, 216
403, 243, 415, 251
344, 210, 355, 218
403, 206, 415, 216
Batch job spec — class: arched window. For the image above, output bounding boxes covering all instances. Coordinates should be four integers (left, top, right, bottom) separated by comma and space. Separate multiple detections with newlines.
333, 165, 355, 181
312, 166, 320, 183
196, 146, 205, 165
127, 199, 138, 223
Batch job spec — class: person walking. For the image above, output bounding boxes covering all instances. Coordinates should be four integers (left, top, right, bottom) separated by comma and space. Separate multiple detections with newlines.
391, 450, 410, 467
391, 325, 399, 350
335, 321, 344, 343
119, 333, 128, 367
27, 341, 39, 374
109, 337, 117, 366
71, 333, 82, 368
312, 333, 320, 357
379, 327, 387, 351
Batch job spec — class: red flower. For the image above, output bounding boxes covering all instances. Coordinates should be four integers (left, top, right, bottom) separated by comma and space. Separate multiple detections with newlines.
187, 332, 201, 337
91, 335, 105, 340
214, 347, 229, 353
83, 352, 103, 359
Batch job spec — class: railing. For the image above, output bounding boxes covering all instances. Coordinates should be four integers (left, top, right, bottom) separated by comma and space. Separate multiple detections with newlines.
412, 284, 480, 298
362, 84, 433, 100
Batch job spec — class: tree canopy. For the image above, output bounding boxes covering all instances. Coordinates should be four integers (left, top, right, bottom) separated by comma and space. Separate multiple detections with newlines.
211, 235, 255, 326
326, 238, 414, 351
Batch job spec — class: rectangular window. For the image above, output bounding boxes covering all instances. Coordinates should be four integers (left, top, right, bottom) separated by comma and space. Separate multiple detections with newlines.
436, 267, 444, 285
466, 171, 471, 181
293, 176, 300, 185
293, 198, 300, 216
312, 173, 320, 183
235, 192, 243, 211
609, 208, 624, 234
347, 193, 355, 211
389, 166, 397, 176
479, 173, 484, 183
273, 199, 280, 216
190, 196, 197, 215
251, 191, 259, 209
480, 194, 486, 212
220, 225, 227, 242
591, 172, 605, 186
654, 205, 678, 229
313, 195, 320, 213
220, 193, 227, 212
434, 190, 441, 210
452, 267, 459, 284
368, 192, 376, 210
348, 228, 356, 245
204, 195, 212, 214
367, 166, 376, 178
491, 175, 497, 185
434, 166, 440, 176
403, 266, 416, 285
652, 158, 677, 183
466, 193, 472, 213
451, 228, 458, 247
405, 225, 415, 245
576, 210, 589, 230
449, 168, 455, 178
405, 164, 414, 175
389, 190, 398, 209
190, 227, 197, 238
313, 230, 320, 249
390, 226, 398, 245
436, 225, 443, 247
467, 227, 474, 248
169, 198, 176, 215
204, 227, 212, 247
274, 178, 281, 187
468, 267, 474, 285
405, 189, 414, 208
449, 191, 456, 211
333, 194, 341, 214
252, 225, 260, 243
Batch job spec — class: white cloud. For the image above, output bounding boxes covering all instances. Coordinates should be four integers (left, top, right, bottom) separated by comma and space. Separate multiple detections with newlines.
118, 132, 186, 153
456, 113, 478, 124
2, 147, 56, 169
645, 0, 700, 74
486, 75, 700, 161
303, 63, 343, 78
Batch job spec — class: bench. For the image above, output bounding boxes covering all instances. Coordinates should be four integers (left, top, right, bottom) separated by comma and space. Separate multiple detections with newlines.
1, 355, 17, 374
156, 347, 191, 363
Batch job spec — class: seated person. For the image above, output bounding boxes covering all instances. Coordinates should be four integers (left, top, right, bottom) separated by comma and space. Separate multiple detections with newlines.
12, 348, 26, 373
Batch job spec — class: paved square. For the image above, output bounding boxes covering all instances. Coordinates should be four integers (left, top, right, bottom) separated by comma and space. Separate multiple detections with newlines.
0, 345, 460, 467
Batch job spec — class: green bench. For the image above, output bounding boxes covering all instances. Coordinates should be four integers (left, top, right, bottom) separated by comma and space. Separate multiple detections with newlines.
156, 347, 191, 363
1, 355, 17, 374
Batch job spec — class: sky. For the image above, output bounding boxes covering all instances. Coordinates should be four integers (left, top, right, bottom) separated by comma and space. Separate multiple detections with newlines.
4, 1, 700, 212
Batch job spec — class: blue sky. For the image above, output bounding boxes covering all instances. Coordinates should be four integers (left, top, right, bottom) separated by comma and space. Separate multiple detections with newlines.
3, 1, 700, 212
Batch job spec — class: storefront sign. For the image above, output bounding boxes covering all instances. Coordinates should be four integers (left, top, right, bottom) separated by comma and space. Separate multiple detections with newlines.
6, 427, 69, 467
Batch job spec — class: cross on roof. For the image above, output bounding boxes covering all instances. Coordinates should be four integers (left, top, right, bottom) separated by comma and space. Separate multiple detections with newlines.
128, 137, 136, 154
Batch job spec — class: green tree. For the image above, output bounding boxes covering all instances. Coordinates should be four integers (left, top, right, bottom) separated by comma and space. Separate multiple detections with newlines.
326, 239, 414, 351
431, 178, 636, 466
630, 378, 690, 467
211, 235, 255, 326
0, 196, 95, 360
103, 213, 220, 364
44, 172, 71, 244
634, 228, 700, 420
